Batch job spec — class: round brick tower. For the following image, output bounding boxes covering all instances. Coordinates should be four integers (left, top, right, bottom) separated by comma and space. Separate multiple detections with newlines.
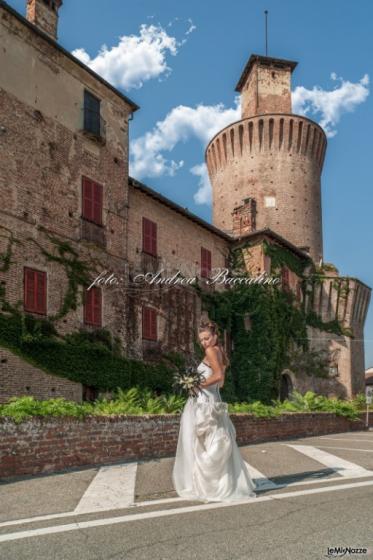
205, 54, 327, 263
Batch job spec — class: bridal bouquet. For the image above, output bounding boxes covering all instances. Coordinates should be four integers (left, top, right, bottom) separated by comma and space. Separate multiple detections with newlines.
172, 364, 205, 398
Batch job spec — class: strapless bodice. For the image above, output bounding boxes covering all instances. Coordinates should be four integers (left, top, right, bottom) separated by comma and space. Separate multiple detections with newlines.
196, 361, 222, 403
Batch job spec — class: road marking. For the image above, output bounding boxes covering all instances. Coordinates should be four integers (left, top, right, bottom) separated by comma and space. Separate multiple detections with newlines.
287, 444, 373, 476
74, 462, 138, 513
312, 445, 373, 454
320, 433, 373, 437
3, 469, 373, 530
1, 479, 373, 543
318, 437, 373, 443
243, 461, 279, 490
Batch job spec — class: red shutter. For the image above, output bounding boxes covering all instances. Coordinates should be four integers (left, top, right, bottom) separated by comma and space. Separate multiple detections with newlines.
82, 177, 93, 221
92, 287, 102, 325
93, 183, 103, 225
84, 287, 101, 326
143, 218, 157, 256
142, 306, 148, 339
150, 308, 157, 339
82, 177, 103, 225
24, 267, 46, 314
151, 221, 157, 256
142, 306, 157, 340
24, 267, 35, 311
36, 271, 46, 314
84, 289, 93, 324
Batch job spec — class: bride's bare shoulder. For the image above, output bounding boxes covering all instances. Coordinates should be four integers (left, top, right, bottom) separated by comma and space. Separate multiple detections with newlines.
205, 345, 219, 357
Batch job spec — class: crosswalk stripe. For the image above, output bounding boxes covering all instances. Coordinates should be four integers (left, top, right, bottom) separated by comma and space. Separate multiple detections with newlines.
243, 461, 279, 489
74, 462, 138, 513
286, 444, 373, 477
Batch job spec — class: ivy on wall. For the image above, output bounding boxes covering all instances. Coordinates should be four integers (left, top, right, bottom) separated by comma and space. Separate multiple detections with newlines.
0, 227, 175, 393
191, 239, 354, 404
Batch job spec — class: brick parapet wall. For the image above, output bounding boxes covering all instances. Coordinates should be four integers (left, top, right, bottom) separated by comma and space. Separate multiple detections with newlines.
0, 411, 371, 479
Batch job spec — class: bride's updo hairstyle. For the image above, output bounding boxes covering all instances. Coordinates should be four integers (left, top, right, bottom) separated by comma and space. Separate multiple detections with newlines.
198, 320, 230, 368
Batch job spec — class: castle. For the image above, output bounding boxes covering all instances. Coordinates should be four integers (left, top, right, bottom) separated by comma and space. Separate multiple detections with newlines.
0, 0, 370, 403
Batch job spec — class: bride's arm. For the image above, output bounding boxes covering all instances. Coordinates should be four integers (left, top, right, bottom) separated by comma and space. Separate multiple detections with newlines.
198, 347, 224, 388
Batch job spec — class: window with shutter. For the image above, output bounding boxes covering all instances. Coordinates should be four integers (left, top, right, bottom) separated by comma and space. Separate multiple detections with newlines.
82, 176, 103, 225
83, 90, 101, 136
24, 267, 47, 315
201, 247, 212, 278
84, 286, 102, 326
142, 306, 157, 340
142, 217, 157, 256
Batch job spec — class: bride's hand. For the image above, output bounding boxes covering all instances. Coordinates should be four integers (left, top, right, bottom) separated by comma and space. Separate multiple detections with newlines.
190, 385, 201, 397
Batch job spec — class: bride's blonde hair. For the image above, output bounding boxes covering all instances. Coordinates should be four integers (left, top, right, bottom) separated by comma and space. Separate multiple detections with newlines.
198, 320, 230, 368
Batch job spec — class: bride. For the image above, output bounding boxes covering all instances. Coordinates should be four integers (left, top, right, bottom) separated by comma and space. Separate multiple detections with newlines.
172, 320, 257, 502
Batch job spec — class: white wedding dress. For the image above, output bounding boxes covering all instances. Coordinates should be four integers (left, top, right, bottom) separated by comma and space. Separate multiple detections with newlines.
172, 361, 257, 502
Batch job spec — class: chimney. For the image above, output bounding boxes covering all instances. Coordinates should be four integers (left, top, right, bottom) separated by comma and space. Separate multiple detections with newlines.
232, 198, 257, 237
26, 0, 63, 41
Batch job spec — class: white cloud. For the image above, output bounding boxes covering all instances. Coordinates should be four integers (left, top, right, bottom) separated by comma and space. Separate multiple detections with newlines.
72, 22, 196, 91
292, 73, 369, 137
191, 163, 211, 205
129, 98, 240, 185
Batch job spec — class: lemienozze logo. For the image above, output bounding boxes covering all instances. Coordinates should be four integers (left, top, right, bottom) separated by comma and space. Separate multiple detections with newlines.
325, 546, 372, 558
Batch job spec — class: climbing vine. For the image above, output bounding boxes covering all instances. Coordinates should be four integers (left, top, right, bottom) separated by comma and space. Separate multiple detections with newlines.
190, 240, 354, 404
26, 225, 100, 321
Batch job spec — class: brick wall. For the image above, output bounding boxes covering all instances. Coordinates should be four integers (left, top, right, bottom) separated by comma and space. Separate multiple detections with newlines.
0, 412, 371, 478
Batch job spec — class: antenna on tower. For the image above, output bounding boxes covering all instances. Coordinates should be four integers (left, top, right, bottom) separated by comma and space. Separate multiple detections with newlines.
264, 10, 268, 56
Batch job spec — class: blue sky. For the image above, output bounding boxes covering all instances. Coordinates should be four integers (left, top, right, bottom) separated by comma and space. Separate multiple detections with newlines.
7, 0, 373, 368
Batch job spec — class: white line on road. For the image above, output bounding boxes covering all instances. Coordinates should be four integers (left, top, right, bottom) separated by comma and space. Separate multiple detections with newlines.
74, 462, 138, 513
243, 461, 279, 490
318, 437, 373, 443
3, 471, 373, 529
2, 479, 373, 543
313, 445, 373, 454
286, 444, 373, 476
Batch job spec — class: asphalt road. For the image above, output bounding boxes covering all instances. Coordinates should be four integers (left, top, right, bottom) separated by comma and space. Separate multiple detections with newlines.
1, 430, 373, 560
